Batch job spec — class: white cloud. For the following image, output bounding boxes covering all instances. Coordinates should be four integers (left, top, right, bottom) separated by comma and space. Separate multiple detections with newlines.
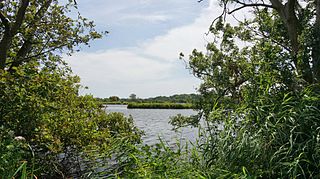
65, 0, 227, 98
141, 1, 221, 61
68, 49, 172, 83
119, 14, 170, 23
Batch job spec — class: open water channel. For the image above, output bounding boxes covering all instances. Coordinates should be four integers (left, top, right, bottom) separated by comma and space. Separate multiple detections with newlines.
105, 105, 199, 146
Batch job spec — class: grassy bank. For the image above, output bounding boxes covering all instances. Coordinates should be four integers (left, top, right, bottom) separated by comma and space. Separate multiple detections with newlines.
127, 102, 194, 109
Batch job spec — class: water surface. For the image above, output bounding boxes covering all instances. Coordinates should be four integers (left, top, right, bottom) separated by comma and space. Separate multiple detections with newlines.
105, 105, 198, 146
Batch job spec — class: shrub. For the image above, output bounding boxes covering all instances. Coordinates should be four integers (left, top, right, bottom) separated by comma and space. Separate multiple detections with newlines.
0, 64, 142, 177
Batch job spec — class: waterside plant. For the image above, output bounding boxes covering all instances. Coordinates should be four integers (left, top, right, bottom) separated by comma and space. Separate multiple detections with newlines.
127, 102, 194, 109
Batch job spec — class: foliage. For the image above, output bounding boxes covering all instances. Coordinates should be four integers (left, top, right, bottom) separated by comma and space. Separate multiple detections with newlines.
129, 93, 137, 101
99, 1, 320, 177
0, 0, 106, 71
109, 96, 120, 102
96, 93, 200, 105
0, 126, 34, 178
142, 94, 200, 104
0, 64, 142, 177
104, 137, 256, 178
127, 102, 194, 109
0, 0, 141, 177
100, 139, 213, 178
177, 0, 320, 177
199, 86, 320, 178
2, 0, 320, 177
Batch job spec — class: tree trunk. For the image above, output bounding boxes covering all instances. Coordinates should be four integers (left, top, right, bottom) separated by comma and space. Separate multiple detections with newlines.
312, 0, 320, 82
0, 31, 12, 70
270, 0, 314, 83
0, 0, 29, 70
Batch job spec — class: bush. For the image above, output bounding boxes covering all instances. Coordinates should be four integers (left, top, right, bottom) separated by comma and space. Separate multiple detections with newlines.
0, 127, 32, 178
0, 64, 142, 177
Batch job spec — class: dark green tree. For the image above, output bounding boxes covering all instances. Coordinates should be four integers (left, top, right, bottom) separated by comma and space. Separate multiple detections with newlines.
177, 0, 320, 177
219, 0, 320, 83
0, 0, 141, 178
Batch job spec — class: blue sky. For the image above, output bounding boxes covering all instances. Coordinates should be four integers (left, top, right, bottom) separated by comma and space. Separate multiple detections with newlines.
65, 0, 224, 98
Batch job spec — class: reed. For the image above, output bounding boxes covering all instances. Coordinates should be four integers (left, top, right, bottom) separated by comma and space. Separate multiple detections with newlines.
127, 102, 194, 109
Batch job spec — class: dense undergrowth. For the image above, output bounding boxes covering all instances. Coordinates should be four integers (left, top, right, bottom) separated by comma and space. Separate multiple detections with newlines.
2, 0, 320, 178
0, 1, 142, 177
0, 64, 143, 178
100, 85, 320, 179
102, 0, 320, 177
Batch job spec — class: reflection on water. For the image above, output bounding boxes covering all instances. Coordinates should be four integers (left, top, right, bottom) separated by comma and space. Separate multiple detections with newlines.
105, 105, 198, 146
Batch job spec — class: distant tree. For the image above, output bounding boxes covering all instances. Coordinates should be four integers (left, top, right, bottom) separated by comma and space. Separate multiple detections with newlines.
129, 93, 137, 100
109, 96, 120, 102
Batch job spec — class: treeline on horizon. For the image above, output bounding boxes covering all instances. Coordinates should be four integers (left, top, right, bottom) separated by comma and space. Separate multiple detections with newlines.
96, 93, 200, 104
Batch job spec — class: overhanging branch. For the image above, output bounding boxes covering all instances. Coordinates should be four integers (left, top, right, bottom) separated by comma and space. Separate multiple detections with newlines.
228, 1, 275, 14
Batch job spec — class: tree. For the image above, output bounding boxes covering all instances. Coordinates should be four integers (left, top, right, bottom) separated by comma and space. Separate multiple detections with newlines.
109, 95, 120, 102
187, 0, 320, 115
0, 66, 142, 177
177, 0, 320, 177
129, 93, 137, 100
213, 0, 320, 83
0, 0, 105, 72
0, 0, 141, 177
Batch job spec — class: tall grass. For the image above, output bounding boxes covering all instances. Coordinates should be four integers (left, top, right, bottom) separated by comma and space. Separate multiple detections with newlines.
11, 161, 36, 179
95, 85, 320, 178
9, 85, 315, 178
198, 85, 320, 178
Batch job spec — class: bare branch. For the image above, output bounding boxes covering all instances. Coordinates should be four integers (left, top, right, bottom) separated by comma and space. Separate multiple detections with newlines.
231, 12, 292, 53
206, 1, 227, 35
228, 1, 274, 14
24, 40, 77, 61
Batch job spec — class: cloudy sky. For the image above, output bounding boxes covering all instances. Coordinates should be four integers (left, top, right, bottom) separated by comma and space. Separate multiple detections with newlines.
64, 0, 224, 98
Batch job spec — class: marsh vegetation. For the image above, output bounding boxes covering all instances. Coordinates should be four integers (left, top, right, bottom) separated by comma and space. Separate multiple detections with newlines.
1, 0, 320, 178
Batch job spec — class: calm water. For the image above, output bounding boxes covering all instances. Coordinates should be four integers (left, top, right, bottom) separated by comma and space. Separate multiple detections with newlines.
105, 105, 198, 146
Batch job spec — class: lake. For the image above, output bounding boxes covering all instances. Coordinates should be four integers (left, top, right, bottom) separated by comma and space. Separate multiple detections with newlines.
105, 105, 198, 146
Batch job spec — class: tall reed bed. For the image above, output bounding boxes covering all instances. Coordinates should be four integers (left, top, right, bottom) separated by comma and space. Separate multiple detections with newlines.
127, 102, 194, 109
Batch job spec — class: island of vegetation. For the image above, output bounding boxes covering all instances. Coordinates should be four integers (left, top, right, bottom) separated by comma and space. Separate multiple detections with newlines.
96, 93, 199, 109
127, 102, 194, 109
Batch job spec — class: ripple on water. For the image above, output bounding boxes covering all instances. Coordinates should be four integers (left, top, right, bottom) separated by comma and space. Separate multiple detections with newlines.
105, 105, 198, 146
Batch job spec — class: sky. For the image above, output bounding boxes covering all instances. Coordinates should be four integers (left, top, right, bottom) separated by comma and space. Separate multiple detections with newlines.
64, 0, 224, 98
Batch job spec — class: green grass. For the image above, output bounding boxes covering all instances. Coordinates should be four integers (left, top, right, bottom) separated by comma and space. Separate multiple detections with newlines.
127, 102, 194, 109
